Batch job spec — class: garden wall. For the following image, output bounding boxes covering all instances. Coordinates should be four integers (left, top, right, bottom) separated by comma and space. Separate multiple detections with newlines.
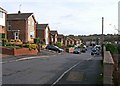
1, 47, 38, 56
103, 46, 114, 85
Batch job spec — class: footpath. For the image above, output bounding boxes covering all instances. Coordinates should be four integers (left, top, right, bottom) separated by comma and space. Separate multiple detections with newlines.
56, 55, 103, 85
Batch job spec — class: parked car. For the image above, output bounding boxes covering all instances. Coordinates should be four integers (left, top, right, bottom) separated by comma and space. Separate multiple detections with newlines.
54, 46, 64, 52
81, 48, 86, 53
73, 48, 81, 54
94, 45, 101, 50
46, 45, 63, 53
83, 45, 87, 51
91, 48, 100, 55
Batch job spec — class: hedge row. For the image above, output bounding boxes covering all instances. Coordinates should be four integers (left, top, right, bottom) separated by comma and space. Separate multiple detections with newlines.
105, 44, 120, 54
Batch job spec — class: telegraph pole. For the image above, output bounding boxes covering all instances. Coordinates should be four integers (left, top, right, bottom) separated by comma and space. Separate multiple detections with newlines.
101, 17, 104, 59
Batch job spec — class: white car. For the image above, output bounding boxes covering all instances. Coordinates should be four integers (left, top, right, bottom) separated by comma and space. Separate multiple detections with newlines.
54, 46, 64, 52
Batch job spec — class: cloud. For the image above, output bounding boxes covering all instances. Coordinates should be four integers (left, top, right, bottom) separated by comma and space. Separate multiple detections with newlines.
0, 0, 119, 35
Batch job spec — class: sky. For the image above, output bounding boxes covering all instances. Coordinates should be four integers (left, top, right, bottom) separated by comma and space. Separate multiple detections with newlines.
0, 0, 119, 35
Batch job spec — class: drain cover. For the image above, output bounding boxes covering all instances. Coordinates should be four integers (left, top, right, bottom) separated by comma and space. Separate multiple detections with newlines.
66, 71, 84, 81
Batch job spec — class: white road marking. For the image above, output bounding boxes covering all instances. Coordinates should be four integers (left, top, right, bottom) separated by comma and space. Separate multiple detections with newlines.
51, 57, 93, 86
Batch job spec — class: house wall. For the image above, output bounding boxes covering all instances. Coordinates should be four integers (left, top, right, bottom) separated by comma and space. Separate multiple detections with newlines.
0, 25, 5, 34
7, 20, 26, 42
0, 11, 5, 26
45, 26, 49, 45
28, 15, 36, 43
55, 34, 58, 44
0, 10, 7, 38
36, 29, 44, 42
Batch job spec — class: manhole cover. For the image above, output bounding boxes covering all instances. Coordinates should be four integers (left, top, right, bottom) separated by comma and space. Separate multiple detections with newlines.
66, 71, 84, 81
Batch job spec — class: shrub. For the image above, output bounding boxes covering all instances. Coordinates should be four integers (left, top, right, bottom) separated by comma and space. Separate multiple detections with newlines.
34, 38, 40, 44
56, 42, 62, 48
80, 44, 84, 48
67, 45, 74, 48
15, 39, 22, 42
10, 39, 15, 42
105, 44, 118, 54
30, 44, 38, 50
23, 44, 38, 50
2, 39, 8, 46
23, 44, 30, 48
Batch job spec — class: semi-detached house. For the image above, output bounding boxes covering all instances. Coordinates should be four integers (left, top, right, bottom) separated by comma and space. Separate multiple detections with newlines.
0, 7, 7, 38
36, 24, 50, 45
7, 11, 36, 43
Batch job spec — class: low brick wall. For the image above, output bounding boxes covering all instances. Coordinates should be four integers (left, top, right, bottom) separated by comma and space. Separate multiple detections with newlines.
1, 47, 38, 56
1, 47, 14, 55
13, 48, 38, 56
103, 47, 114, 85
66, 48, 74, 53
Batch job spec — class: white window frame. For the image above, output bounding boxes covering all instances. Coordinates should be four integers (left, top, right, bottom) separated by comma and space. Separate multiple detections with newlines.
14, 32, 19, 40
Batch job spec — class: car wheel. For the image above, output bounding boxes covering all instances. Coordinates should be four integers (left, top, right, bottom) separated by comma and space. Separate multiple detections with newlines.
91, 53, 94, 55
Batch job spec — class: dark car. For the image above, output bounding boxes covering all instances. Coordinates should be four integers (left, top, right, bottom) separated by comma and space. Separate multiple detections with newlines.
73, 48, 81, 54
91, 48, 100, 55
46, 45, 62, 53
81, 48, 86, 53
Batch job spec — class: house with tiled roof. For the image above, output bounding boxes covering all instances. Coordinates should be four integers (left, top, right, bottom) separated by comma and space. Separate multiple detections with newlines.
64, 36, 74, 46
63, 35, 82, 46
0, 7, 7, 39
69, 36, 82, 46
50, 30, 58, 44
7, 11, 36, 43
36, 24, 50, 45
57, 34, 64, 45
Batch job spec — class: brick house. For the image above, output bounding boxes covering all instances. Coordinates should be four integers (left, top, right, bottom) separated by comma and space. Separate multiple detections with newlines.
0, 7, 7, 38
69, 37, 82, 46
50, 30, 58, 44
57, 34, 64, 45
64, 37, 75, 46
36, 24, 50, 45
7, 11, 36, 43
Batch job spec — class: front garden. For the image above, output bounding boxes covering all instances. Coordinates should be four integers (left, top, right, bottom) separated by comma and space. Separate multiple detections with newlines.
1, 38, 39, 56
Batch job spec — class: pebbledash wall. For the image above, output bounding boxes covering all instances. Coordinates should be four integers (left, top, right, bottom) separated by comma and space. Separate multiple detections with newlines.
1, 47, 38, 56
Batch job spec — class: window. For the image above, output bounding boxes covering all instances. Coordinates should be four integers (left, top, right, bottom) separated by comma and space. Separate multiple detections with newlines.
0, 12, 3, 18
30, 31, 34, 38
14, 32, 19, 40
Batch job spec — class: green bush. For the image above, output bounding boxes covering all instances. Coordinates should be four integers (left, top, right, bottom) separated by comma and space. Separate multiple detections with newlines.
10, 39, 15, 42
30, 44, 38, 50
117, 45, 120, 54
23, 44, 38, 50
23, 44, 30, 48
67, 45, 74, 48
34, 38, 40, 44
105, 44, 118, 54
56, 42, 62, 48
15, 39, 22, 42
80, 44, 84, 48
2, 39, 8, 46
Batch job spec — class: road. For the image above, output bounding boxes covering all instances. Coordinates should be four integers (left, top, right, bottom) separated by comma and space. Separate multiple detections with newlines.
2, 48, 102, 85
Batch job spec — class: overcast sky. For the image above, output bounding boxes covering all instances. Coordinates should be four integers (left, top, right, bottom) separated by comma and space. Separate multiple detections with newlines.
0, 0, 119, 35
